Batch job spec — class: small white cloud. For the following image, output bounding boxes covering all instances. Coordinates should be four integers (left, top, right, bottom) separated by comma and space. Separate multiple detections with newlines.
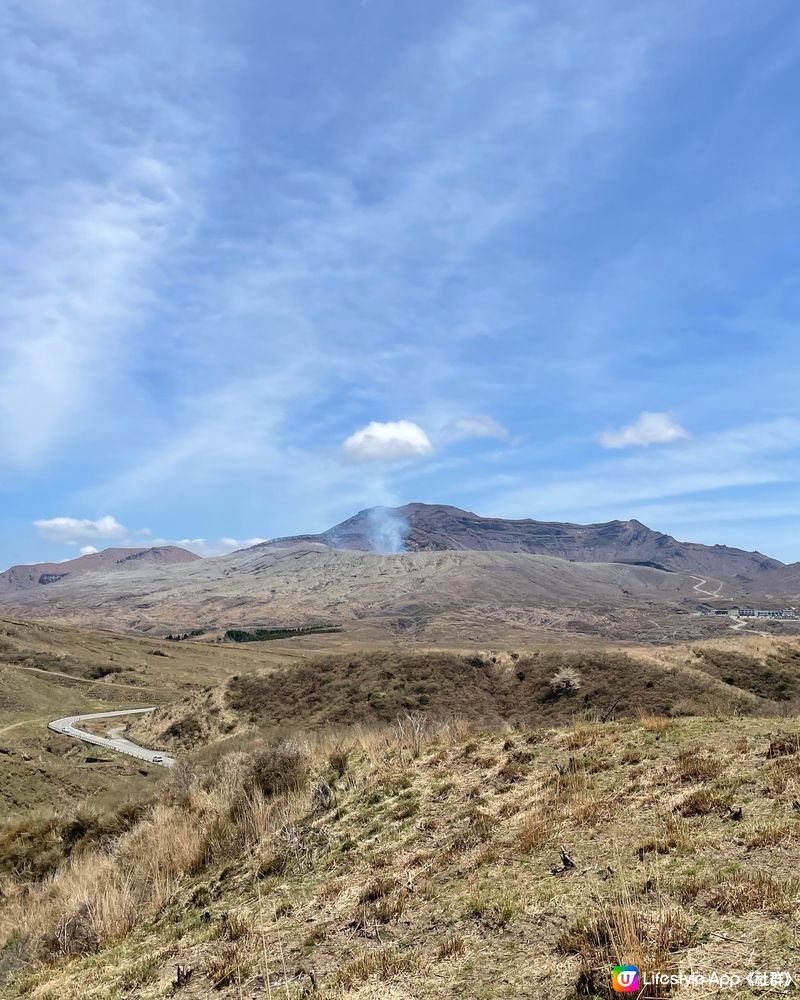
447, 415, 509, 440
597, 412, 690, 449
33, 514, 129, 544
78, 545, 99, 556
342, 420, 435, 463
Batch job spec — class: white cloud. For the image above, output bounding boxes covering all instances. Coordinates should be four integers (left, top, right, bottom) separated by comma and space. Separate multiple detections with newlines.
493, 418, 800, 520
152, 536, 267, 557
33, 515, 129, 545
447, 415, 509, 440
597, 411, 690, 449
32, 517, 267, 558
342, 421, 435, 464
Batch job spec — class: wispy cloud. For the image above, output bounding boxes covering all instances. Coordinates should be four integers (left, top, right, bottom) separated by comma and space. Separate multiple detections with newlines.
597, 411, 690, 449
0, 158, 187, 468
82, 0, 662, 510
445, 415, 510, 441
3, 1, 800, 565
492, 418, 800, 521
0, 0, 224, 470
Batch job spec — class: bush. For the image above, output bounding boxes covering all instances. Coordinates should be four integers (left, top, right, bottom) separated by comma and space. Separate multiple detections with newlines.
86, 664, 123, 679
328, 745, 351, 777
767, 734, 800, 759
245, 740, 311, 798
548, 666, 582, 699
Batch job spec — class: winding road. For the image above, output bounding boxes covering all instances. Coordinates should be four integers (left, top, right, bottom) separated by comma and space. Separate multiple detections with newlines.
689, 575, 725, 598
48, 708, 175, 768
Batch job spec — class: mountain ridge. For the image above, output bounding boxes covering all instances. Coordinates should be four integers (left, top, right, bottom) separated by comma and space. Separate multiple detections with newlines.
1, 506, 797, 642
0, 545, 200, 596
254, 502, 783, 579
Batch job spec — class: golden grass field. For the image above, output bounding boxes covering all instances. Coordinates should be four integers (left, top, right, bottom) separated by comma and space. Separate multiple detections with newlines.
2, 617, 800, 997
2, 714, 799, 998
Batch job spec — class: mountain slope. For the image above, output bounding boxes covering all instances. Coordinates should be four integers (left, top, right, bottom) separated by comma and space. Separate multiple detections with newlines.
0, 543, 739, 643
257, 502, 783, 578
0, 506, 797, 643
0, 546, 200, 596
3, 709, 799, 999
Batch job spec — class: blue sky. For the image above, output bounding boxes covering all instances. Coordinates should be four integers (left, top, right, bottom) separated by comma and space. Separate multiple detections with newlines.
2, 0, 800, 566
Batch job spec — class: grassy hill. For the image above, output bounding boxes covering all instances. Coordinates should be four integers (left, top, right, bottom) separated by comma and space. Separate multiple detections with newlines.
1, 713, 799, 998
3, 625, 799, 998
0, 618, 317, 817
133, 637, 800, 753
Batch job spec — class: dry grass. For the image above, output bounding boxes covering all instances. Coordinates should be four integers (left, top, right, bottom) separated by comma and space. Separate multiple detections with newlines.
517, 807, 557, 852
465, 889, 518, 929
436, 930, 466, 960
745, 817, 799, 849
2, 713, 800, 999
0, 739, 310, 965
358, 876, 394, 905
333, 947, 421, 989
708, 870, 799, 915
675, 748, 725, 783
639, 713, 678, 736
558, 884, 699, 998
637, 815, 691, 858
676, 785, 734, 817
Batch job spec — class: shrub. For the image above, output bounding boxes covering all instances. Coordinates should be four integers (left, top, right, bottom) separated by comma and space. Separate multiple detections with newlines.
86, 664, 123, 679
548, 667, 582, 699
245, 740, 311, 798
767, 734, 800, 759
328, 745, 351, 777
162, 716, 203, 743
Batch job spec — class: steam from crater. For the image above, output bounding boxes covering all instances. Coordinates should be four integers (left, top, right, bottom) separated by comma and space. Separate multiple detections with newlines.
366, 506, 410, 554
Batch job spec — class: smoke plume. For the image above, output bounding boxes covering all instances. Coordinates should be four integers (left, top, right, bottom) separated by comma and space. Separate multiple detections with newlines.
366, 506, 409, 554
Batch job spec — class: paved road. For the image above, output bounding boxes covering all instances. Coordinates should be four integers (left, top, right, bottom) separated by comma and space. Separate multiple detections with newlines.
48, 708, 175, 768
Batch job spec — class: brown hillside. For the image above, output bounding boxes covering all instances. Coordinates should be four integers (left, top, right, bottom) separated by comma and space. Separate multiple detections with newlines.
0, 547, 199, 596
138, 638, 800, 752
2, 714, 799, 998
